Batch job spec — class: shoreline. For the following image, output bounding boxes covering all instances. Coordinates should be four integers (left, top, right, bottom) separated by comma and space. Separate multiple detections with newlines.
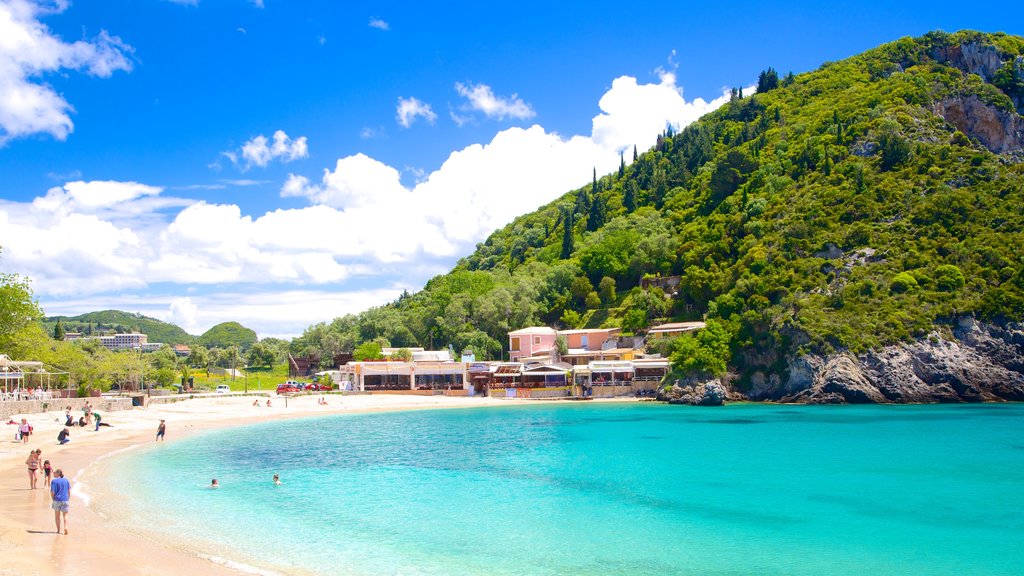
0, 393, 571, 576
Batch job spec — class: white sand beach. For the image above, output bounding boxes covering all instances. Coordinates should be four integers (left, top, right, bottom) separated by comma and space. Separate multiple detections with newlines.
0, 393, 526, 576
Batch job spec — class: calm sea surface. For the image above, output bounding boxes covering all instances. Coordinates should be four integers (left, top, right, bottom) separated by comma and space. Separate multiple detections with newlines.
101, 403, 1024, 575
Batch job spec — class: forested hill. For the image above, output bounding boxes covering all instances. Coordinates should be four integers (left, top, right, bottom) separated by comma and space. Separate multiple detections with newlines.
292, 30, 1024, 397
43, 310, 194, 345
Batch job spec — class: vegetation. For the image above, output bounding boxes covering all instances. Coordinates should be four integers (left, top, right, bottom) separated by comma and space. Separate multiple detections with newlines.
197, 322, 258, 351
288, 30, 1024, 384
42, 310, 194, 344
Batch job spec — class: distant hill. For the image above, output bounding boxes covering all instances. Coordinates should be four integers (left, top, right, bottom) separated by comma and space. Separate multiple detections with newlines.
197, 321, 258, 350
43, 310, 194, 345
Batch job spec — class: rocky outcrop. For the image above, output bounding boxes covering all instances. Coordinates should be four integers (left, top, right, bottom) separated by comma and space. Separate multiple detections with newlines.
930, 41, 1004, 81
752, 319, 1024, 404
935, 95, 1024, 154
662, 379, 727, 406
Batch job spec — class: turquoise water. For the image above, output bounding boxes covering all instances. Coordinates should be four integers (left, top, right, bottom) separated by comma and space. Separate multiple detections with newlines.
107, 403, 1024, 575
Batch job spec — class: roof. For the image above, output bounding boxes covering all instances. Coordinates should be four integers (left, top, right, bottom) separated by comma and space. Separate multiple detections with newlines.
556, 328, 620, 335
648, 321, 706, 334
508, 326, 557, 336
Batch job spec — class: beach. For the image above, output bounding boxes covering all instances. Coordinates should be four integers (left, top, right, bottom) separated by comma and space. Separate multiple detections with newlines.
0, 393, 519, 576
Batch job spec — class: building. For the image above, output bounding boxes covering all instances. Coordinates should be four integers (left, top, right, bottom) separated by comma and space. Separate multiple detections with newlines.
508, 326, 637, 364
646, 322, 706, 340
337, 349, 468, 392
66, 332, 165, 352
173, 345, 191, 357
508, 327, 557, 362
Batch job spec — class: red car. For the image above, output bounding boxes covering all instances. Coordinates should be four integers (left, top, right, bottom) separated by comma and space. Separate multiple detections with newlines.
276, 382, 300, 394
306, 382, 333, 392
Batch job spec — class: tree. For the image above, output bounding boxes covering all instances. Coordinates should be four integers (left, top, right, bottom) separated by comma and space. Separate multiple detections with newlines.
599, 277, 617, 305
669, 320, 731, 377
390, 347, 413, 361
585, 291, 601, 309
53, 319, 65, 341
353, 341, 383, 361
632, 145, 638, 162
756, 67, 779, 93
560, 207, 574, 259
587, 193, 604, 232
223, 346, 241, 380
553, 335, 568, 362
560, 309, 582, 329
618, 152, 625, 178
188, 345, 209, 370
621, 308, 647, 333
0, 268, 42, 350
246, 341, 275, 368
624, 180, 638, 213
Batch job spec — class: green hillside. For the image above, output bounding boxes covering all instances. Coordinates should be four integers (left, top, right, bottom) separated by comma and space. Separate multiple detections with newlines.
198, 321, 258, 350
291, 30, 1024, 383
43, 310, 194, 345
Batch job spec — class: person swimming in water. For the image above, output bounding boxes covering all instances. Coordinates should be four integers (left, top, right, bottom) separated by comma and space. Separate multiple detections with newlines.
210, 479, 219, 488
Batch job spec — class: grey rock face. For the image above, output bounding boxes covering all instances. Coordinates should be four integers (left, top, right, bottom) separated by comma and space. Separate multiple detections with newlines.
765, 319, 1024, 404
665, 379, 727, 406
934, 95, 1024, 154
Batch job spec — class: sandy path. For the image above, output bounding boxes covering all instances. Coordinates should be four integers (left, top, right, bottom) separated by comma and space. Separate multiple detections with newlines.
0, 393, 523, 576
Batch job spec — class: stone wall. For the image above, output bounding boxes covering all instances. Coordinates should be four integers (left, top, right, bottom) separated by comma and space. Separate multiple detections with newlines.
1, 396, 133, 419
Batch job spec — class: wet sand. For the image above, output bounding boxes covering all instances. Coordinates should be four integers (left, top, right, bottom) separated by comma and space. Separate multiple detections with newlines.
0, 393, 523, 576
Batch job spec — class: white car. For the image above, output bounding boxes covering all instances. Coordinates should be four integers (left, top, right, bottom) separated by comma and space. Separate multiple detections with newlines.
215, 385, 231, 394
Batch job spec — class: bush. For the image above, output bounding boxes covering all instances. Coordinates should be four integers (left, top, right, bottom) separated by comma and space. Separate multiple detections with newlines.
934, 264, 966, 291
890, 272, 919, 293
669, 320, 732, 377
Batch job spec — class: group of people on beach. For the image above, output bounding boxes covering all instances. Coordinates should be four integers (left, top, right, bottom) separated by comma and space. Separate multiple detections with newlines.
252, 399, 273, 407
24, 447, 71, 535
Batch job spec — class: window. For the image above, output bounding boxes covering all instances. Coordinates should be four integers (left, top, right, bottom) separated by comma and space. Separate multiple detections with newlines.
511, 337, 520, 352
533, 336, 541, 345
581, 335, 589, 348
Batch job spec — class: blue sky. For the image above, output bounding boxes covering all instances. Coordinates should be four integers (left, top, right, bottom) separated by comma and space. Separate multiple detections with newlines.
0, 0, 1020, 338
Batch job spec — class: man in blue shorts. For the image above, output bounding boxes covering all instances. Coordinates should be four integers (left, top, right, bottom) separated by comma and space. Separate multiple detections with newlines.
50, 468, 70, 535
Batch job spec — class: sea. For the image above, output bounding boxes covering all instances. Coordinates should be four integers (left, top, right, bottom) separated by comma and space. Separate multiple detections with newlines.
94, 403, 1024, 576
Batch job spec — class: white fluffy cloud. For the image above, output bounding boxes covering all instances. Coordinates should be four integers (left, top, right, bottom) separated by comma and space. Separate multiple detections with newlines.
368, 17, 389, 31
395, 96, 436, 128
1, 73, 741, 336
0, 0, 133, 144
453, 82, 535, 124
222, 130, 309, 171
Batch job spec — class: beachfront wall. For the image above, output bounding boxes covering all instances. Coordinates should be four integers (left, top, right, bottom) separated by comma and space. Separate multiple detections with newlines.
0, 396, 133, 419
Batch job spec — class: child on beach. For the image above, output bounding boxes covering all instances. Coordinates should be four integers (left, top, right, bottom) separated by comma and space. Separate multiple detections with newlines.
18, 418, 31, 443
156, 420, 166, 441
43, 459, 52, 487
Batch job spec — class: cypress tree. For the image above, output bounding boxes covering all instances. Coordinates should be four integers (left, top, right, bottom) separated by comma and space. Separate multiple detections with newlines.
53, 319, 65, 340
618, 152, 625, 178
624, 180, 638, 213
633, 145, 638, 162
560, 209, 574, 259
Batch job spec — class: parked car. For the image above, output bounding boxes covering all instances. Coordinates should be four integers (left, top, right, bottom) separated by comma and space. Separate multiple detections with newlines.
276, 381, 301, 394
305, 382, 332, 391
215, 385, 231, 394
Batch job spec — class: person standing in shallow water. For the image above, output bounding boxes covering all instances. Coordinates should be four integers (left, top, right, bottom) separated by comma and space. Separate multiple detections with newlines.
156, 420, 166, 441
50, 468, 70, 535
26, 449, 41, 489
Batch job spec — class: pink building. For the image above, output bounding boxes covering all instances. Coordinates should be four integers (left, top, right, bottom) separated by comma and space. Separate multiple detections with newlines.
508, 327, 557, 362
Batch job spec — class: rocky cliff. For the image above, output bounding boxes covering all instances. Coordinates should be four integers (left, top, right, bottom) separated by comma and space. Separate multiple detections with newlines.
746, 318, 1024, 403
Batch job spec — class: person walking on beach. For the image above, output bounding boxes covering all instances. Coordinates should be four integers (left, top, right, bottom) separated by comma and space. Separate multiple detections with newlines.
26, 449, 41, 489
93, 411, 102, 431
57, 427, 70, 445
43, 459, 52, 488
18, 418, 31, 443
83, 402, 92, 426
50, 469, 70, 535
156, 420, 166, 441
